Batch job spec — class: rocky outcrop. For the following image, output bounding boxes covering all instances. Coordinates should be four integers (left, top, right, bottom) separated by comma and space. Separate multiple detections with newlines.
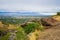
41, 17, 60, 26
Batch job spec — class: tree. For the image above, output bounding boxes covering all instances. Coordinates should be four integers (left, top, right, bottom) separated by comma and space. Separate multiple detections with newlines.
57, 12, 60, 15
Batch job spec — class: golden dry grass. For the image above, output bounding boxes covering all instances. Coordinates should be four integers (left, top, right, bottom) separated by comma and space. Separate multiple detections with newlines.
52, 15, 60, 21
7, 24, 18, 30
28, 30, 40, 40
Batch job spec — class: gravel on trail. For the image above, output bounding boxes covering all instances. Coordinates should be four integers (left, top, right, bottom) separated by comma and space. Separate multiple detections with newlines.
38, 26, 60, 40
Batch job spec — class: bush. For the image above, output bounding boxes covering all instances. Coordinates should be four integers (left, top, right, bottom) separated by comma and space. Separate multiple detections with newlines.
15, 27, 29, 40
0, 32, 10, 40
23, 22, 44, 34
57, 12, 60, 15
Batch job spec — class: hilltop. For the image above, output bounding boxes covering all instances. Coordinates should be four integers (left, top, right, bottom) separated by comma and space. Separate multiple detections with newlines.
0, 13, 60, 40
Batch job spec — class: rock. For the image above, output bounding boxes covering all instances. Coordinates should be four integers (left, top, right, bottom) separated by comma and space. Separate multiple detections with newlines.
21, 23, 27, 27
9, 30, 16, 40
41, 17, 60, 27
0, 30, 7, 37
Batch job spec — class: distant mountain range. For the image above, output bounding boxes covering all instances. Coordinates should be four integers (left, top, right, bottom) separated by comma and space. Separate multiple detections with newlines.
0, 9, 57, 16
0, 12, 56, 17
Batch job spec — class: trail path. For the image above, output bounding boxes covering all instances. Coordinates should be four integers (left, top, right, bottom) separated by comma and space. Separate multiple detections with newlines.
38, 26, 60, 40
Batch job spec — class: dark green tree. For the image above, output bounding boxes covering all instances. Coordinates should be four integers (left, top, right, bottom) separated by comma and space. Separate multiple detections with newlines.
57, 12, 60, 15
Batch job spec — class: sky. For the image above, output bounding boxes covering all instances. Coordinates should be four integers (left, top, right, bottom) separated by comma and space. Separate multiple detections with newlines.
0, 0, 60, 15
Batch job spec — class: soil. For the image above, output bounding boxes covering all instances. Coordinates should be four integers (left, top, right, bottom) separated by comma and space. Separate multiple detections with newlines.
38, 26, 60, 40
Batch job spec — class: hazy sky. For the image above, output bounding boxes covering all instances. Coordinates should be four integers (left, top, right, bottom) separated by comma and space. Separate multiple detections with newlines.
0, 0, 60, 12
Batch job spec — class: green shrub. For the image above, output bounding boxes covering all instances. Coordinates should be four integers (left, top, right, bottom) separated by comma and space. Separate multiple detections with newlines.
15, 27, 29, 40
57, 12, 60, 15
23, 22, 44, 34
0, 32, 10, 40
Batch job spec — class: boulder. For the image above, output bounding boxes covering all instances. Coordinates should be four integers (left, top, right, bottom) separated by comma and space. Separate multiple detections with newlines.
41, 17, 60, 26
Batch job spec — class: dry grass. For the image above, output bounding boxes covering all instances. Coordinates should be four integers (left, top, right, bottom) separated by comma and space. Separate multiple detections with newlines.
38, 15, 60, 40
52, 15, 60, 21
28, 30, 40, 40
7, 24, 18, 30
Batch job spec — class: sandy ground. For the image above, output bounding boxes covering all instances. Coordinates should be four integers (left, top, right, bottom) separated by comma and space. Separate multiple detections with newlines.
38, 26, 60, 40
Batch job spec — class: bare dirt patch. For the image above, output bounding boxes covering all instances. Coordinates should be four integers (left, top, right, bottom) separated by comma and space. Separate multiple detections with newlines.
38, 26, 60, 40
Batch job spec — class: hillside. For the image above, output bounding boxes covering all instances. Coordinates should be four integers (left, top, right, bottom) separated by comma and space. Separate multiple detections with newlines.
0, 15, 60, 40
38, 15, 60, 40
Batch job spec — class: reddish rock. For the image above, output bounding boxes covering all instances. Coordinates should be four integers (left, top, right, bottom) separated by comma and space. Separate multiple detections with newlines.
41, 17, 60, 26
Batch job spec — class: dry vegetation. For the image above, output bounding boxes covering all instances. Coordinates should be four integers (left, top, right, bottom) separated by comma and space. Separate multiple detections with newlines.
52, 15, 60, 21
0, 13, 60, 40
38, 15, 60, 40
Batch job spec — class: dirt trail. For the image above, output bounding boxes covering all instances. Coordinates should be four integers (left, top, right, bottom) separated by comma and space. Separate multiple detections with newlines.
38, 26, 60, 40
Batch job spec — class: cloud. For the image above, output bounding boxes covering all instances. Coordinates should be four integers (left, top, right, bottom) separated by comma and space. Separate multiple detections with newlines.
0, 0, 60, 12
39, 13, 57, 15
